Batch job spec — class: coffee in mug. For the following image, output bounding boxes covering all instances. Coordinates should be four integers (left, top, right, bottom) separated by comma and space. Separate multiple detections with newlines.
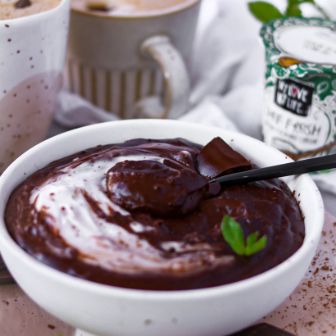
0, 0, 60, 19
72, 0, 196, 16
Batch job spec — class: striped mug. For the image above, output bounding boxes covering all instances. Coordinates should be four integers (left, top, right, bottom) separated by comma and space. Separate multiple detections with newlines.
66, 0, 201, 119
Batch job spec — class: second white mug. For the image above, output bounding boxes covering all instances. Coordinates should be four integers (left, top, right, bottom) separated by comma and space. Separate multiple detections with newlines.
0, 0, 70, 172
66, 0, 201, 119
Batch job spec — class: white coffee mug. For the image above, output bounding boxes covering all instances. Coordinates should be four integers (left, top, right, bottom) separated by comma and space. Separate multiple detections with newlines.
0, 0, 70, 172
66, 0, 201, 119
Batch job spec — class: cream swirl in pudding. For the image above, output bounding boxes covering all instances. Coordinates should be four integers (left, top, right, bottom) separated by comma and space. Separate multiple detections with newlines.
29, 149, 216, 275
5, 138, 305, 290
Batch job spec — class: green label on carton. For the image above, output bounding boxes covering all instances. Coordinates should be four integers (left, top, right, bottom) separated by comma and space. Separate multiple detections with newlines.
261, 18, 336, 159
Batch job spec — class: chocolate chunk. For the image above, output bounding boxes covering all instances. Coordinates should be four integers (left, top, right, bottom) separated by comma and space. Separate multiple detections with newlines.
197, 137, 251, 179
232, 323, 294, 336
14, 0, 32, 9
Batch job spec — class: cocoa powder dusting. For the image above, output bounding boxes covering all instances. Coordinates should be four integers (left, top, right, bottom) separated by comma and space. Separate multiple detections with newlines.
263, 214, 336, 335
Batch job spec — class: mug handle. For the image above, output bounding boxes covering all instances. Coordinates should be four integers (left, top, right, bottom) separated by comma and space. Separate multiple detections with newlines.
139, 35, 191, 119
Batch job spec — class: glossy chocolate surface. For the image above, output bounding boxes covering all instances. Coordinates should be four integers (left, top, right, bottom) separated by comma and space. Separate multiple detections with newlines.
5, 138, 305, 290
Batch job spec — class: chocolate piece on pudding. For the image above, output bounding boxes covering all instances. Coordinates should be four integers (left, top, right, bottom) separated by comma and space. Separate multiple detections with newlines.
5, 138, 305, 291
232, 323, 294, 336
197, 137, 251, 178
106, 159, 207, 217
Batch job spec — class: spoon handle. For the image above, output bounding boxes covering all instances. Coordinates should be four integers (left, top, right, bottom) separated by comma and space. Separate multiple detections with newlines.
211, 154, 336, 186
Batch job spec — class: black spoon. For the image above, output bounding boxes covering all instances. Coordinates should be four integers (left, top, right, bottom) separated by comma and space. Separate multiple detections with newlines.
209, 153, 336, 186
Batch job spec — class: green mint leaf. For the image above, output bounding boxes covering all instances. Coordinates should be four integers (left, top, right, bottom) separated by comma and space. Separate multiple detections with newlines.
288, 0, 299, 5
285, 3, 303, 17
221, 216, 268, 257
246, 231, 259, 247
248, 1, 284, 23
221, 215, 245, 256
245, 234, 268, 256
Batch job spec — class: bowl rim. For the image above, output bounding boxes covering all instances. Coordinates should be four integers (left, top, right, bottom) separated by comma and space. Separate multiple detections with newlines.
0, 119, 325, 301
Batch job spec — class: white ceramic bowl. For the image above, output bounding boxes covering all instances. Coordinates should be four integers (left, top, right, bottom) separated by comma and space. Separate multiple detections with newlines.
0, 120, 324, 336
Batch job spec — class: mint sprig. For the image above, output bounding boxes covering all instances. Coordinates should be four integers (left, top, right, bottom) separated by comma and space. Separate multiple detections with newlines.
221, 215, 267, 257
248, 0, 330, 23
248, 2, 283, 23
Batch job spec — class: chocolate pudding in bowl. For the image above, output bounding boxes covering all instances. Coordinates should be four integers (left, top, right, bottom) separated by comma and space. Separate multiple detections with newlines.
5, 138, 305, 291
0, 121, 324, 336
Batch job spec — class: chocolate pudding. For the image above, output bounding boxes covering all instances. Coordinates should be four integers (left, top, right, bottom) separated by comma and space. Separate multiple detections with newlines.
5, 137, 305, 291
0, 0, 60, 20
